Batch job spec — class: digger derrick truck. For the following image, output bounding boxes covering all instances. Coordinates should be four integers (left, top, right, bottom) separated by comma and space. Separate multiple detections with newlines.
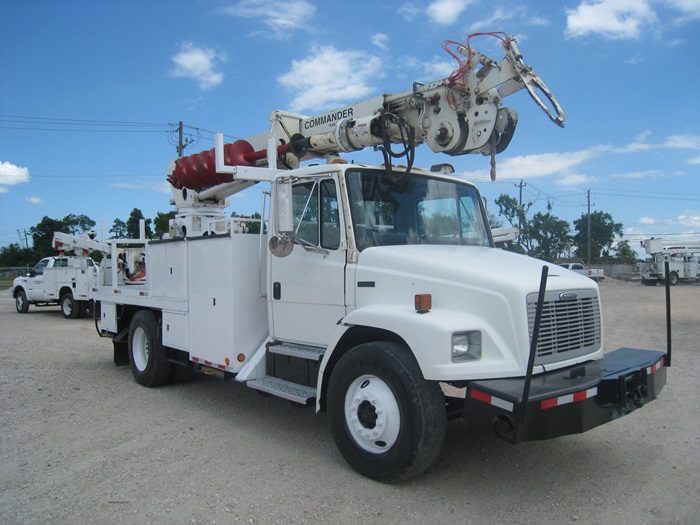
93, 34, 668, 482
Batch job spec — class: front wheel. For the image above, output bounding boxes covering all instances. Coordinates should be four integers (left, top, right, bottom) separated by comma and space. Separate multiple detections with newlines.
327, 341, 446, 483
129, 310, 171, 387
15, 289, 29, 313
668, 272, 679, 286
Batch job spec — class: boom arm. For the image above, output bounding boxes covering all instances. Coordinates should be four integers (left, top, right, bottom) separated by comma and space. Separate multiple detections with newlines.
168, 33, 564, 193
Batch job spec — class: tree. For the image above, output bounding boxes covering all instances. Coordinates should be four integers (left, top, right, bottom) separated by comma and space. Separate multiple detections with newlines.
494, 194, 531, 254
62, 214, 96, 235
529, 211, 571, 262
573, 211, 623, 262
125, 208, 153, 239
109, 219, 127, 239
0, 243, 36, 267
154, 211, 177, 237
613, 239, 638, 261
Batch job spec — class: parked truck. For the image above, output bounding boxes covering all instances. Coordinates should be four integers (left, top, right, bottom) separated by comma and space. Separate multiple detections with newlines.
639, 238, 700, 285
558, 262, 605, 281
89, 34, 667, 482
13, 254, 101, 318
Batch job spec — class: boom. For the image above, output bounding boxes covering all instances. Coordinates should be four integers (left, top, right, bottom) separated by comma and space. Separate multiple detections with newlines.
167, 33, 564, 197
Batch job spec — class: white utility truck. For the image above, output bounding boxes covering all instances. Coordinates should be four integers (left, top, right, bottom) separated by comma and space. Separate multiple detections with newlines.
91, 34, 667, 482
13, 231, 110, 318
558, 262, 605, 281
639, 238, 699, 285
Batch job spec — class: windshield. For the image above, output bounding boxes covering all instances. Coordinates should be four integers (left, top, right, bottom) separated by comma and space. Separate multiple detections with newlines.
346, 169, 492, 251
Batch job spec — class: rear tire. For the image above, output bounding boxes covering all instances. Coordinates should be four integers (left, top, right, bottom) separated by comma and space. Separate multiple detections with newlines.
129, 310, 171, 387
327, 341, 446, 483
15, 289, 29, 313
668, 272, 679, 286
61, 292, 80, 319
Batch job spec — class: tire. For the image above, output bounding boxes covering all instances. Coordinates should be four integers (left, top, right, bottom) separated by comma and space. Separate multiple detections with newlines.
60, 292, 80, 319
327, 341, 446, 483
128, 310, 171, 387
15, 289, 29, 313
668, 272, 679, 286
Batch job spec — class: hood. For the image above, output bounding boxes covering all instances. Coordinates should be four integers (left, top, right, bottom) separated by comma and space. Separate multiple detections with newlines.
356, 244, 595, 295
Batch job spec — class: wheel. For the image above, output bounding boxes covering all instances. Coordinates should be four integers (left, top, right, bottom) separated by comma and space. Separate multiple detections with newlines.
128, 310, 171, 387
327, 341, 446, 483
668, 272, 679, 286
60, 292, 80, 319
15, 289, 29, 313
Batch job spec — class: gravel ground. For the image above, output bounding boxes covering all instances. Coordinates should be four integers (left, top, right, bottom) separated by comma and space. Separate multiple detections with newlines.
0, 281, 698, 525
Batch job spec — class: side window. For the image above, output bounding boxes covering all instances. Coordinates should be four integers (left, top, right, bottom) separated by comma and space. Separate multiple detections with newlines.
292, 179, 340, 250
33, 258, 50, 275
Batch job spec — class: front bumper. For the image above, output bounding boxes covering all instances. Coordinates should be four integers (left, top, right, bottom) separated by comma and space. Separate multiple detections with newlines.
463, 348, 667, 443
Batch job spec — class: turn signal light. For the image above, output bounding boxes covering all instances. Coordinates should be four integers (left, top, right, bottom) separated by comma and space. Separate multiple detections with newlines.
415, 294, 432, 313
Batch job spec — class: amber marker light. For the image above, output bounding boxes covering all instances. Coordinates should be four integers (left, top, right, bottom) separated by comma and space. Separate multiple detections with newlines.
237, 354, 245, 362
415, 294, 432, 314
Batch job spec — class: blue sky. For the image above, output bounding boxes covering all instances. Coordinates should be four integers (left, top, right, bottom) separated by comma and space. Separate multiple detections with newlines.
2, 0, 700, 257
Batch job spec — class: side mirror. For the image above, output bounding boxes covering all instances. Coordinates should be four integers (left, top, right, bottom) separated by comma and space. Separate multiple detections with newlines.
270, 181, 295, 258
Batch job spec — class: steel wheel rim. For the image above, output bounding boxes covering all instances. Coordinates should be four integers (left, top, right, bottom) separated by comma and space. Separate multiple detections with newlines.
132, 327, 149, 371
16, 295, 24, 310
344, 374, 401, 453
62, 296, 72, 316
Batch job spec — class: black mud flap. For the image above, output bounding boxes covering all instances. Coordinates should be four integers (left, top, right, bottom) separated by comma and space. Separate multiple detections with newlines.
463, 348, 667, 444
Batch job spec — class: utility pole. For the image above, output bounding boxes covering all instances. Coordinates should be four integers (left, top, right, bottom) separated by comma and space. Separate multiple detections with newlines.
515, 179, 526, 245
177, 121, 184, 157
587, 189, 591, 265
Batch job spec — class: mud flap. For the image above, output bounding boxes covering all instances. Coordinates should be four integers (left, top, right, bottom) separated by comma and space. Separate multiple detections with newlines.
463, 348, 667, 444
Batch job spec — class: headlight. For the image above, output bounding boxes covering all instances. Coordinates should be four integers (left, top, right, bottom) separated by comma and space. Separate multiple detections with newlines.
452, 331, 482, 362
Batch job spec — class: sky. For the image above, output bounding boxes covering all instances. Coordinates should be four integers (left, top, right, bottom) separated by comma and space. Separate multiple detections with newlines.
2, 0, 700, 258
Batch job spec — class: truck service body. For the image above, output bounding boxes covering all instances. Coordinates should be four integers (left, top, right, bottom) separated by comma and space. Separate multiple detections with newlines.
85, 34, 666, 482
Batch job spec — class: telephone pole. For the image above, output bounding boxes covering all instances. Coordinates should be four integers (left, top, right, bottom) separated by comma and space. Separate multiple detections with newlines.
587, 189, 591, 265
515, 179, 526, 244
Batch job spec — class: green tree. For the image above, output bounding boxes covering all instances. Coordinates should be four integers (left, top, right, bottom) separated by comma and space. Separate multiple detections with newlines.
109, 219, 128, 239
529, 211, 571, 262
573, 211, 623, 262
494, 194, 531, 254
0, 243, 37, 267
613, 239, 638, 261
62, 214, 96, 235
154, 211, 177, 236
125, 208, 153, 239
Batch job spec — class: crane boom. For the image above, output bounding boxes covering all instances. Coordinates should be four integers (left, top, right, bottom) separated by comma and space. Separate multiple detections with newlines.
168, 33, 564, 195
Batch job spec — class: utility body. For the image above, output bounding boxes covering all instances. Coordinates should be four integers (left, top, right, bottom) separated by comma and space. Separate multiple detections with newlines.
88, 34, 667, 482
558, 262, 605, 281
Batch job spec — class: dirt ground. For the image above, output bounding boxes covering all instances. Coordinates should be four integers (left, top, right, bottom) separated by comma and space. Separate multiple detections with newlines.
0, 281, 698, 525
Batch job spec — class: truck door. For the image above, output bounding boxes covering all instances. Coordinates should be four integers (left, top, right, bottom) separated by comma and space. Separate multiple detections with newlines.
269, 176, 346, 346
25, 258, 50, 301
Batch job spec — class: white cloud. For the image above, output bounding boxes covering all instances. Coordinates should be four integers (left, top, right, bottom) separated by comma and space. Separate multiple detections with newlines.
371, 33, 390, 51
666, 0, 700, 21
398, 3, 421, 21
25, 197, 44, 204
688, 155, 700, 165
469, 6, 549, 32
639, 216, 657, 225
677, 212, 700, 228
427, 0, 475, 25
0, 161, 30, 191
617, 133, 700, 153
170, 42, 226, 90
222, 0, 315, 38
112, 181, 172, 194
278, 45, 383, 113
558, 173, 599, 186
565, 0, 657, 40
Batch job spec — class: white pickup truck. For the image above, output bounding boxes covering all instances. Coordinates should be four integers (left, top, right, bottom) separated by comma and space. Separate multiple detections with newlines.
558, 262, 605, 281
13, 256, 101, 318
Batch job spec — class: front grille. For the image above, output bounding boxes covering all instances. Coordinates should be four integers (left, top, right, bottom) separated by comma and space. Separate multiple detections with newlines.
527, 289, 602, 365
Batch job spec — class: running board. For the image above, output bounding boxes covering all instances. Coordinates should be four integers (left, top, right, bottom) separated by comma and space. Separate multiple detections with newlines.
246, 377, 316, 404
267, 342, 325, 360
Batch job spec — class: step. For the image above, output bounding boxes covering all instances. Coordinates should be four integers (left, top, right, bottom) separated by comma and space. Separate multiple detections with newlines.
268, 342, 326, 361
246, 376, 317, 404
